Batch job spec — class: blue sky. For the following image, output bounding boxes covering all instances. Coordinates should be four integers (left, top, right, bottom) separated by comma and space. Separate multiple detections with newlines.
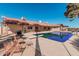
0, 3, 79, 28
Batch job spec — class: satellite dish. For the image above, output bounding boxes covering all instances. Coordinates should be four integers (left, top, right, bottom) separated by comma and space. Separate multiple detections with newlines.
21, 16, 26, 21
1, 16, 6, 18
39, 20, 42, 23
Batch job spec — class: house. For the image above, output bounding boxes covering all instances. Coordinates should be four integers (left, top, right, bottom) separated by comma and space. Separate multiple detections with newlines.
2, 17, 68, 33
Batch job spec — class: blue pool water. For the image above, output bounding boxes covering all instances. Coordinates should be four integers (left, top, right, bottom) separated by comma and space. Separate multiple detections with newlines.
47, 32, 72, 42
35, 32, 73, 42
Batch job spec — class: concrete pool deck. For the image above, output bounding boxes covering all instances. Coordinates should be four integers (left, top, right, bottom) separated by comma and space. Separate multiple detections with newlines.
19, 32, 79, 56
1, 31, 79, 56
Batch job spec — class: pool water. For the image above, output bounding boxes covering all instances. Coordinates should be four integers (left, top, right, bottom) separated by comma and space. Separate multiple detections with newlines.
35, 32, 72, 42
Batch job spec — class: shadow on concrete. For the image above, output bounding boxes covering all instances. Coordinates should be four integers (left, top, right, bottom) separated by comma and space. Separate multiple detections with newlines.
70, 39, 79, 51
35, 32, 42, 56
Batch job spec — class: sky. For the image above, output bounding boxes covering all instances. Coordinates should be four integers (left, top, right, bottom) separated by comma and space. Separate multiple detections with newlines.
0, 3, 79, 28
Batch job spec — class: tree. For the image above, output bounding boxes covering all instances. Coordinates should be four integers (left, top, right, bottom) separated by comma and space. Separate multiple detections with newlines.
64, 3, 79, 35
64, 3, 78, 20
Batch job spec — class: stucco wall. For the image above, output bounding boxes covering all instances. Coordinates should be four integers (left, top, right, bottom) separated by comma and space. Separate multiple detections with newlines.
7, 24, 23, 33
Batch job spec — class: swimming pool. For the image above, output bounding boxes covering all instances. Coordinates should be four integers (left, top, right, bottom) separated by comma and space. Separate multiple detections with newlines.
34, 32, 72, 42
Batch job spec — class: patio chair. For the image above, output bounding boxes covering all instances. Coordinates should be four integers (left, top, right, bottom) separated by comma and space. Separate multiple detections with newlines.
16, 30, 24, 38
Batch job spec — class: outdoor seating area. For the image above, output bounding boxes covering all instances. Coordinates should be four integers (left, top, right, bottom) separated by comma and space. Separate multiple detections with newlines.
0, 32, 27, 56
1, 29, 79, 56
1, 21, 79, 56
0, 3, 79, 56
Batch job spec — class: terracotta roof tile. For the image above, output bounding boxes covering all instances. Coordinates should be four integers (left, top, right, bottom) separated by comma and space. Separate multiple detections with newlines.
3, 17, 67, 27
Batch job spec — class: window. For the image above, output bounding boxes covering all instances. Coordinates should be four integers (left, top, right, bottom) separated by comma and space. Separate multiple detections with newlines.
35, 27, 38, 30
48, 27, 50, 30
35, 27, 39, 31
28, 26, 32, 29
44, 27, 46, 29
6, 22, 17, 24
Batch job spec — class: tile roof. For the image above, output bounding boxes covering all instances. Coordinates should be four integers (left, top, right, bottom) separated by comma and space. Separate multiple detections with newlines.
3, 17, 68, 27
